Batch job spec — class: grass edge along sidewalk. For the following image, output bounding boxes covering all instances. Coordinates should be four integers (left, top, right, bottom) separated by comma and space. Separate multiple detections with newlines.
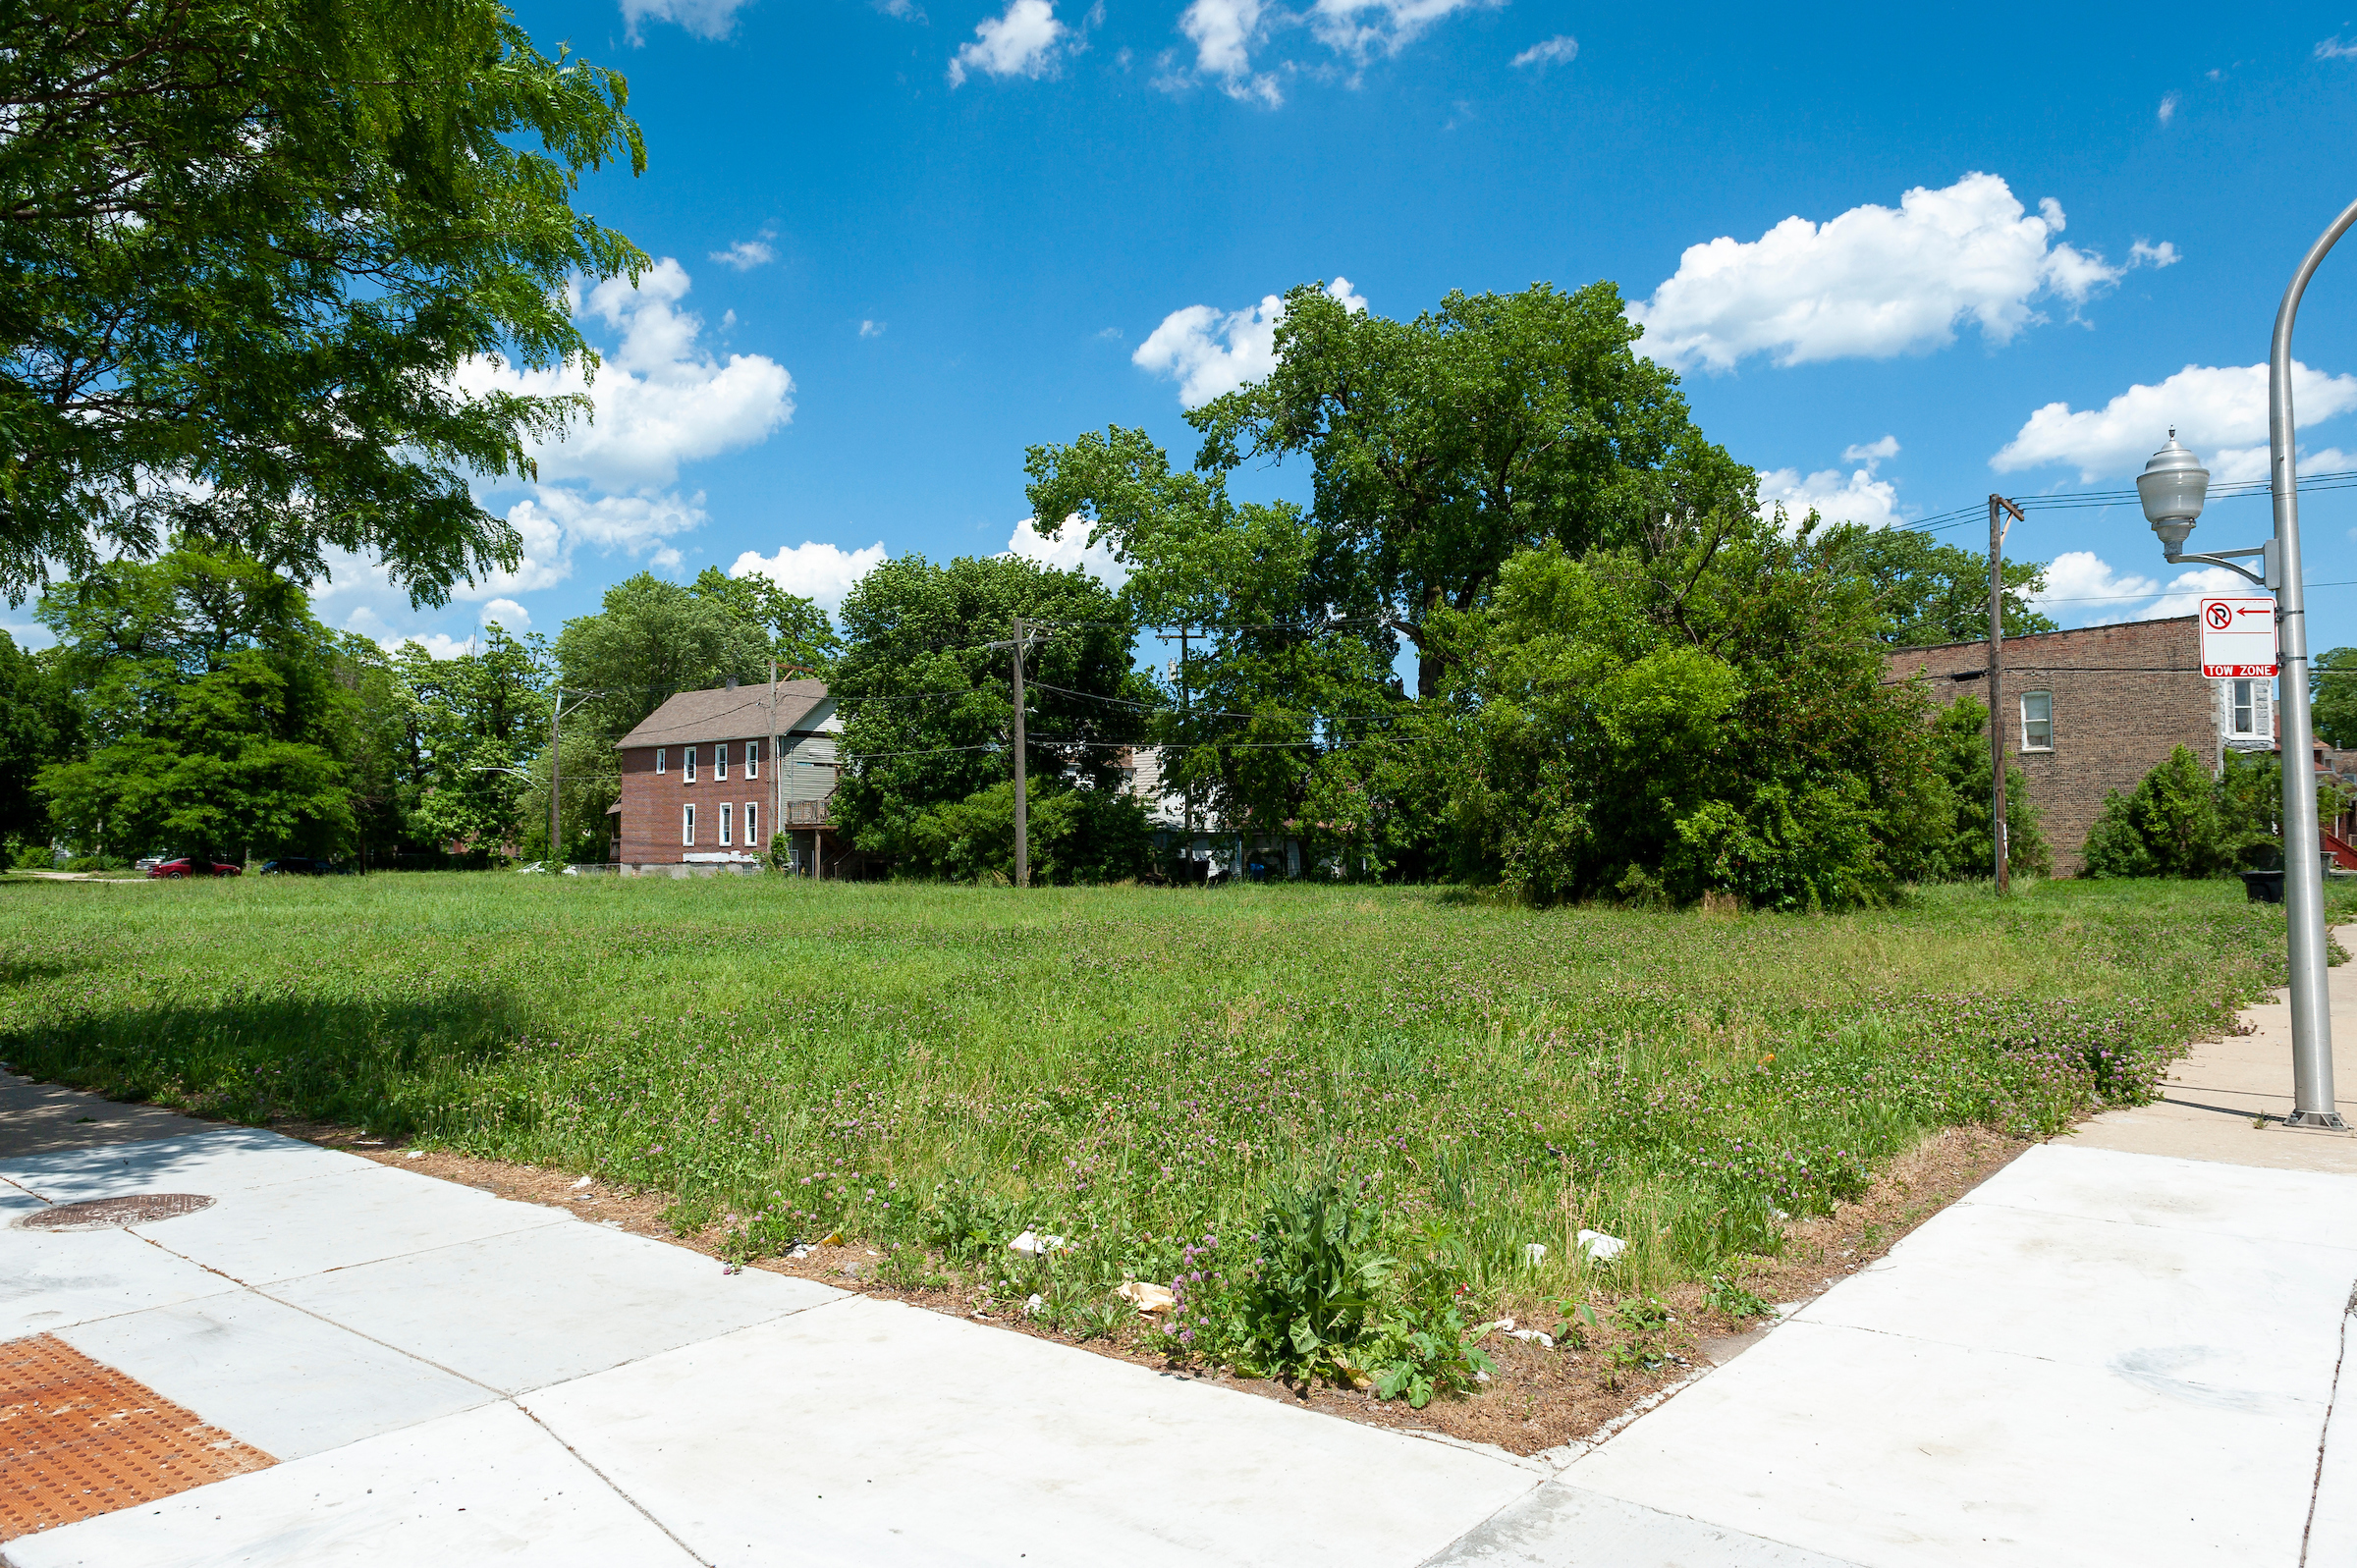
0, 875, 2332, 1449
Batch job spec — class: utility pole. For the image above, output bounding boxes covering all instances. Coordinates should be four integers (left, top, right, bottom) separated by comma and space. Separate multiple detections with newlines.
1012, 614, 1028, 889
1988, 494, 2025, 892
550, 682, 564, 869
768, 660, 781, 873
1178, 626, 1195, 881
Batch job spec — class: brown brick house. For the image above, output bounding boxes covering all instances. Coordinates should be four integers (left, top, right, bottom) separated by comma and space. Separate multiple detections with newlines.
612, 679, 847, 876
1887, 617, 2274, 875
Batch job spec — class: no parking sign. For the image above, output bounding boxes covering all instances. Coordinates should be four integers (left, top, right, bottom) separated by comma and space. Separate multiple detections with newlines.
2200, 597, 2278, 678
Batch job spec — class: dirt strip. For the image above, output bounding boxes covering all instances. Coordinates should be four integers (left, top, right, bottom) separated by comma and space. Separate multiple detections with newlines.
278, 1117, 2026, 1458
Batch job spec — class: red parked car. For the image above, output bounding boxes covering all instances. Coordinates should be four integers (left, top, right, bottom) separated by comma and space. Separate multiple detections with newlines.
147, 857, 243, 879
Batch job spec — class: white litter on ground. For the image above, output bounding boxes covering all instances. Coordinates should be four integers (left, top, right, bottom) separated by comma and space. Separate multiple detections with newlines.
1576, 1229, 1625, 1263
1008, 1230, 1067, 1256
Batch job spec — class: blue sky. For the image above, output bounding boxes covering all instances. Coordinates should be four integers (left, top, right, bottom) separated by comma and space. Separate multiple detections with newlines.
56, 3, 2357, 656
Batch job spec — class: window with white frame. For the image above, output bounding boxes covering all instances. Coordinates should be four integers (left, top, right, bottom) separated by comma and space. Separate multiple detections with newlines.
683, 804, 695, 845
720, 802, 733, 845
2020, 691, 2054, 751
656, 747, 666, 775
746, 739, 759, 779
2227, 678, 2274, 741
716, 742, 730, 782
744, 801, 758, 844
684, 746, 697, 783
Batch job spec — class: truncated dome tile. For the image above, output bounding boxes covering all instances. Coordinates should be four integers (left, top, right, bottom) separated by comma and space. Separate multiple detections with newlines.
0, 1333, 274, 1541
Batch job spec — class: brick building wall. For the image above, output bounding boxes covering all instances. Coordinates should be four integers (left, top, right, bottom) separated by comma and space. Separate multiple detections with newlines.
616, 737, 776, 864
1887, 618, 2223, 875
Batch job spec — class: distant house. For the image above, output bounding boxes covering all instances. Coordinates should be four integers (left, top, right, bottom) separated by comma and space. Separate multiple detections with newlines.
611, 679, 849, 876
1117, 744, 1313, 882
1887, 616, 2277, 875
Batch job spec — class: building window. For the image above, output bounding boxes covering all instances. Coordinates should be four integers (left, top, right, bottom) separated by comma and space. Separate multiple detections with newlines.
656, 747, 666, 776
745, 801, 758, 844
683, 804, 694, 845
684, 746, 697, 783
716, 742, 730, 782
720, 802, 733, 846
746, 739, 759, 780
2223, 678, 2274, 744
2020, 691, 2054, 752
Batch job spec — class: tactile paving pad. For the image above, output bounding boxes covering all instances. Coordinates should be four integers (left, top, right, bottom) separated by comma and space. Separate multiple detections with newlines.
0, 1332, 275, 1541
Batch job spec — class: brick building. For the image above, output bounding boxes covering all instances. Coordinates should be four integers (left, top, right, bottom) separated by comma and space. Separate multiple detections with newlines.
611, 679, 848, 876
1887, 617, 2275, 874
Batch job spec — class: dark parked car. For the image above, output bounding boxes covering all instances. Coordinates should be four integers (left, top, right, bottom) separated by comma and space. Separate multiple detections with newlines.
147, 857, 242, 878
258, 857, 346, 875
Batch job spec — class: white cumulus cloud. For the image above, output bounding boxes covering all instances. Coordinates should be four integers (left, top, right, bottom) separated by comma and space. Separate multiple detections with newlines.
949, 0, 1069, 85
859, 319, 887, 339
2129, 240, 2180, 269
1166, 0, 1493, 100
621, 0, 753, 42
2030, 551, 2249, 627
1307, 0, 1503, 65
457, 258, 795, 494
1511, 34, 1577, 69
729, 541, 890, 613
2158, 91, 2179, 127
1628, 173, 2134, 373
709, 239, 775, 271
1179, 0, 1283, 104
1757, 437, 1907, 530
480, 599, 531, 630
1005, 515, 1128, 586
1990, 360, 2357, 481
1133, 276, 1367, 407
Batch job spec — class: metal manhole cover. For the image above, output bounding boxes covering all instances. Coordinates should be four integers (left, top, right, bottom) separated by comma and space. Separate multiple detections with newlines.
16, 1194, 214, 1232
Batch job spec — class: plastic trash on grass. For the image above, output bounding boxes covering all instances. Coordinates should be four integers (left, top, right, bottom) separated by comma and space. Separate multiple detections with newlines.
1009, 1230, 1068, 1256
1576, 1228, 1626, 1264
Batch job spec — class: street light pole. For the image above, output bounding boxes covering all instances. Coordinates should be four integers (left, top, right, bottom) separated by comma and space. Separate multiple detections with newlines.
2269, 195, 2357, 1130
2140, 197, 2357, 1133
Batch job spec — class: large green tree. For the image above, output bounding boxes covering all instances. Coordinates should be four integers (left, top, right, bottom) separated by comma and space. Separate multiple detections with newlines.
830, 555, 1154, 881
36, 545, 353, 859
1184, 281, 1755, 696
1809, 523, 2057, 647
0, 631, 77, 848
2313, 647, 2357, 749
0, 0, 646, 603
1434, 514, 1952, 909
1026, 425, 1411, 870
402, 624, 551, 854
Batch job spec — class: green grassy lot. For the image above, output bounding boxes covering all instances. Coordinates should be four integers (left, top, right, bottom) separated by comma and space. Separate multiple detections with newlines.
0, 874, 2325, 1313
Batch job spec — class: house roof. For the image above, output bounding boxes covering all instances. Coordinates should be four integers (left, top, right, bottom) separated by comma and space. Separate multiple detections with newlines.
616, 680, 830, 749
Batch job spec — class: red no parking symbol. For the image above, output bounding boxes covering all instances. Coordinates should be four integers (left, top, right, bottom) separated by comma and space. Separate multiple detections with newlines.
2206, 601, 2234, 630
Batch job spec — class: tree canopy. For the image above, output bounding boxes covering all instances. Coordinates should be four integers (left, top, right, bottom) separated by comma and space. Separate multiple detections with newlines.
1432, 514, 1955, 908
1182, 281, 1755, 695
36, 544, 354, 858
830, 554, 1154, 882
0, 0, 646, 603
2313, 647, 2357, 750
1811, 524, 2056, 647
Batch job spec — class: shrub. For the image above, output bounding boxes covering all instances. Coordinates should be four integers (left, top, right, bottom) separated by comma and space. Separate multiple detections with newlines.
2081, 746, 2293, 879
902, 780, 1153, 886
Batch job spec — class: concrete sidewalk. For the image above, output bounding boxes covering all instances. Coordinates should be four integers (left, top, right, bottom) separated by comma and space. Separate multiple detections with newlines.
7, 945, 2357, 1565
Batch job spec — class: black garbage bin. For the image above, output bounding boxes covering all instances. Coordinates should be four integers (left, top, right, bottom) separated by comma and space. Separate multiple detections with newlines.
2242, 869, 2286, 903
